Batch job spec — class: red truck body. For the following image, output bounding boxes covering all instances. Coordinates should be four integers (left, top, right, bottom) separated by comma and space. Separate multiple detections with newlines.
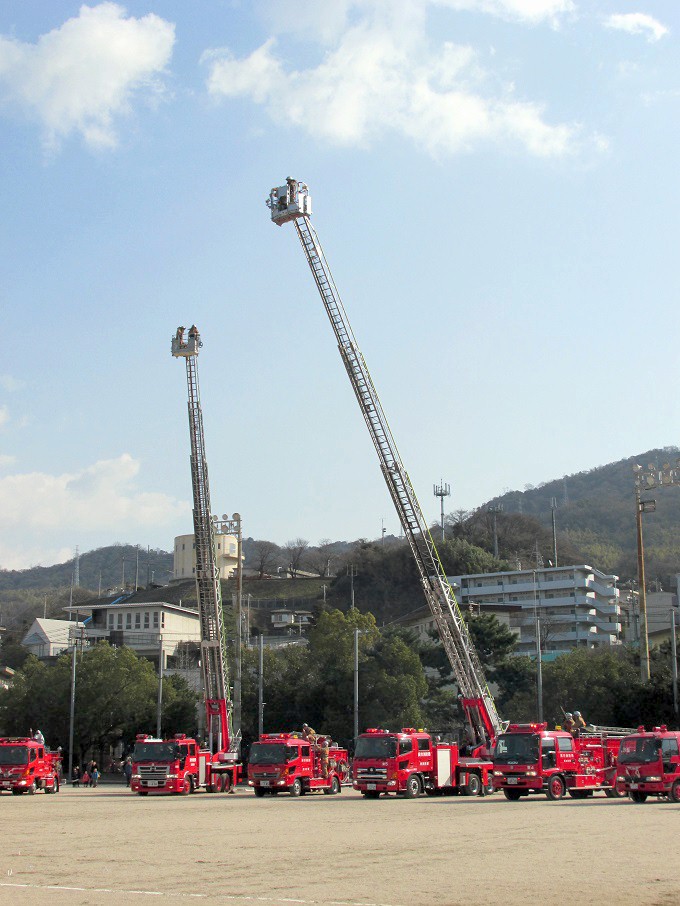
352, 727, 492, 799
130, 733, 240, 795
248, 732, 349, 796
617, 726, 680, 803
492, 723, 622, 801
0, 737, 60, 795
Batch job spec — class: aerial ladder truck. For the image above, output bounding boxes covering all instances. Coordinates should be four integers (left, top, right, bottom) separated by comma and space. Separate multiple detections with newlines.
267, 180, 503, 752
130, 326, 240, 795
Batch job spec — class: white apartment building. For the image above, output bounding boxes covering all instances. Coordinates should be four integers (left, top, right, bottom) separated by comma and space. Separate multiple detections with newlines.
447, 565, 622, 658
173, 531, 242, 581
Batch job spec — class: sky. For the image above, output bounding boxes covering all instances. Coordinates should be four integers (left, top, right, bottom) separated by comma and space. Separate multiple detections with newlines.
0, 1, 678, 570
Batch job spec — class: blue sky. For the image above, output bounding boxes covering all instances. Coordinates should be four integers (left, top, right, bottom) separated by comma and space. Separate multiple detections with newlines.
0, 1, 677, 570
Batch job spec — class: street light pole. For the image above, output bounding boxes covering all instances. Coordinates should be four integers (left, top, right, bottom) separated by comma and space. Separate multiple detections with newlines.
671, 608, 678, 720
488, 505, 503, 560
258, 633, 264, 737
156, 633, 164, 738
354, 628, 359, 741
635, 486, 653, 682
68, 628, 77, 782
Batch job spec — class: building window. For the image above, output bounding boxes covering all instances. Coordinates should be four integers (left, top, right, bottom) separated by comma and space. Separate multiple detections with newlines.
230, 543, 236, 555
108, 614, 114, 629
182, 543, 185, 550
126, 613, 132, 629
135, 613, 141, 629
161, 613, 165, 628
117, 613, 123, 629
144, 613, 150, 629
153, 612, 159, 628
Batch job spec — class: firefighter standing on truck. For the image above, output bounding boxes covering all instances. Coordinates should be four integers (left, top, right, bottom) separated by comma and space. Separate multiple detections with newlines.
573, 711, 587, 733
563, 713, 575, 733
320, 738, 330, 778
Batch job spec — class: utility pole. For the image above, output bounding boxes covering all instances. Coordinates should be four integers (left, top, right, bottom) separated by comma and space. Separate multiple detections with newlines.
354, 628, 359, 741
671, 608, 679, 720
156, 633, 164, 738
635, 485, 654, 682
487, 505, 503, 560
550, 497, 558, 567
135, 546, 140, 591
258, 633, 264, 736
533, 570, 543, 722
433, 481, 450, 543
347, 564, 357, 609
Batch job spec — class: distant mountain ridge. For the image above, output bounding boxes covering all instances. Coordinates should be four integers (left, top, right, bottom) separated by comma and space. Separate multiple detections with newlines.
1, 446, 678, 594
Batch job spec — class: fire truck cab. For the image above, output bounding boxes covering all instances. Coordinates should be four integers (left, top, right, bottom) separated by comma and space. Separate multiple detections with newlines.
493, 723, 621, 801
617, 726, 680, 803
248, 732, 349, 796
352, 727, 491, 799
131, 733, 239, 795
0, 737, 60, 795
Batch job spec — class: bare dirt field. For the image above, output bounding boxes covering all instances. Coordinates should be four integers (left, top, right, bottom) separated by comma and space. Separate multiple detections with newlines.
1, 783, 679, 906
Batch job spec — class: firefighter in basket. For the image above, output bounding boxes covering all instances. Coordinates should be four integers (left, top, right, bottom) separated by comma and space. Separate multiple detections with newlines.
573, 711, 587, 734
563, 713, 575, 733
319, 737, 330, 778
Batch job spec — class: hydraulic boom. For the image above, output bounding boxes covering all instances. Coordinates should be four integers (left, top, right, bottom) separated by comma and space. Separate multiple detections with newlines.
267, 180, 503, 746
171, 325, 233, 753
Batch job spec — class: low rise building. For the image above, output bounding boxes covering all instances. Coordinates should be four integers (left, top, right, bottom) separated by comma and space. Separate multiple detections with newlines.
21, 618, 85, 660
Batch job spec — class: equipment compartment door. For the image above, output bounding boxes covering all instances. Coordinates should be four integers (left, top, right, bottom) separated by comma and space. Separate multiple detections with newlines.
436, 748, 453, 788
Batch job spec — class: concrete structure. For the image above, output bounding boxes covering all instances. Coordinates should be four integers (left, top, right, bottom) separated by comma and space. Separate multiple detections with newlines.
447, 565, 622, 657
21, 618, 85, 660
173, 531, 242, 581
64, 599, 201, 671
270, 608, 312, 635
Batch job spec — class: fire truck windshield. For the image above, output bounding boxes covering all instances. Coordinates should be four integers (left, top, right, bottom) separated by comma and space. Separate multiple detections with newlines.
0, 746, 29, 765
133, 742, 179, 762
494, 734, 540, 764
618, 737, 662, 764
249, 744, 290, 764
354, 737, 398, 759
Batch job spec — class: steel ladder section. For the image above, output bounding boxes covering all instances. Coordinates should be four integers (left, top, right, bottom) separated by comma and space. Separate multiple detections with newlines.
185, 355, 229, 708
294, 216, 501, 736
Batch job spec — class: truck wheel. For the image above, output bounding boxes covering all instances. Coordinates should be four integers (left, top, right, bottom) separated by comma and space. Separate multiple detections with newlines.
503, 789, 522, 801
12, 788, 22, 795
222, 773, 232, 794
605, 787, 624, 798
405, 775, 421, 799
324, 776, 341, 795
27, 781, 37, 796
290, 778, 302, 797
363, 790, 380, 799
137, 791, 148, 796
546, 775, 565, 801
462, 773, 481, 797
670, 781, 680, 803
630, 790, 648, 804
181, 776, 191, 795
253, 786, 266, 797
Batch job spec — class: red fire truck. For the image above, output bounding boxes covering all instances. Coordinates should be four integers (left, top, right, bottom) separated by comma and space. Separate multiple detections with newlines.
617, 726, 680, 803
0, 737, 61, 795
248, 732, 349, 796
131, 733, 239, 795
352, 727, 492, 799
492, 723, 623, 801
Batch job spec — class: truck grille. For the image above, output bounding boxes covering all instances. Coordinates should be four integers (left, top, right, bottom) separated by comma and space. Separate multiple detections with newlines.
139, 764, 169, 781
254, 771, 278, 780
356, 767, 387, 781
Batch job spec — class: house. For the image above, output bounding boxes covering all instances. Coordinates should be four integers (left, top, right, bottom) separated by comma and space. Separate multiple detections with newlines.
173, 531, 243, 581
21, 618, 85, 660
63, 598, 201, 671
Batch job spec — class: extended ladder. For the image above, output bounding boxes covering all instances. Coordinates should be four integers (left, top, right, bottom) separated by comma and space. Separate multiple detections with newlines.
172, 326, 232, 752
267, 181, 502, 744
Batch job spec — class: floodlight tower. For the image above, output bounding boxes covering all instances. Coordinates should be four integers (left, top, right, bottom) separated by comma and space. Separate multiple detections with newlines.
433, 480, 451, 543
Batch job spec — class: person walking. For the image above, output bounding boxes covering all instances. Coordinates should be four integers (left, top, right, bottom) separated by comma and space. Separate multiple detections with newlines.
123, 757, 132, 787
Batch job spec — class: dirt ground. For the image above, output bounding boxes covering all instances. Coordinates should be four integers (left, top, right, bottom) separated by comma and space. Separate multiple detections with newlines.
1, 783, 679, 906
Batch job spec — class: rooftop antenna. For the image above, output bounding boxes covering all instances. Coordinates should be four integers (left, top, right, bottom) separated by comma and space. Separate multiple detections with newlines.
433, 480, 451, 543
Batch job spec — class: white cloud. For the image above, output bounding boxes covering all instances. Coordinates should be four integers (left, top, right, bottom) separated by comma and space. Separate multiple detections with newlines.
0, 454, 15, 468
0, 3, 175, 149
204, 10, 582, 159
0, 375, 25, 392
434, 0, 575, 26
0, 406, 9, 427
0, 453, 189, 569
604, 13, 669, 42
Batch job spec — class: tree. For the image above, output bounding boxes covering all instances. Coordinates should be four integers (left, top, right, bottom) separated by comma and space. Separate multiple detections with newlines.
284, 538, 309, 577
306, 539, 337, 577
250, 540, 281, 578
